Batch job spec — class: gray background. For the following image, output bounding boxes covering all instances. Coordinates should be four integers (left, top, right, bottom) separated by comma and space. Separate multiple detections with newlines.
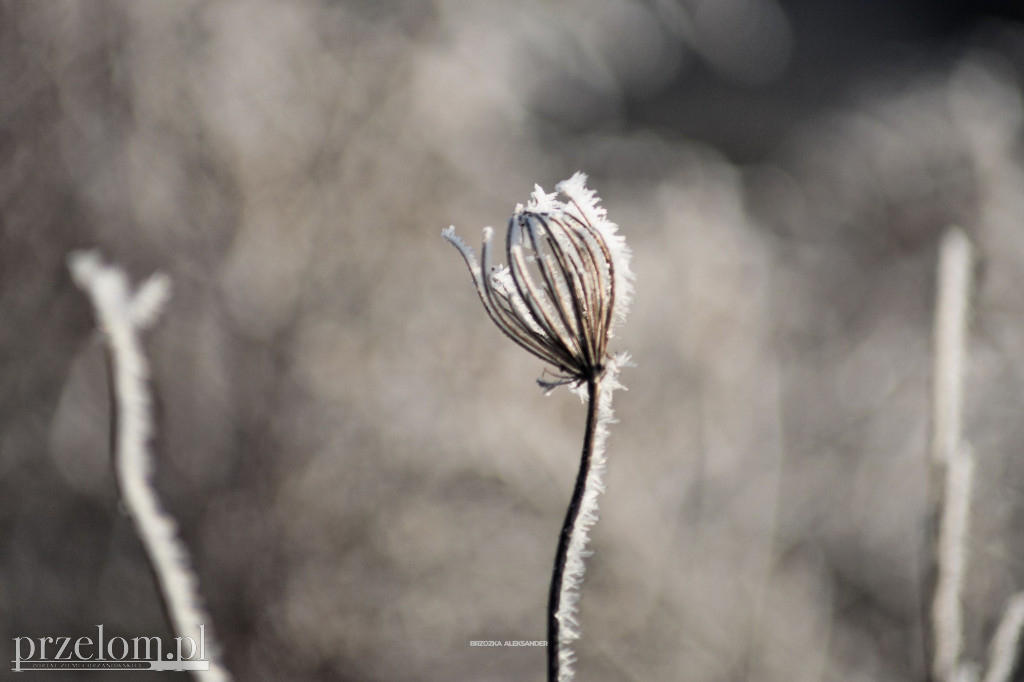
4, 1, 1024, 680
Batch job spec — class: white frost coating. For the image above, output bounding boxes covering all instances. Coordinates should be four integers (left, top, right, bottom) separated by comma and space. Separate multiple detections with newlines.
929, 228, 974, 682
130, 273, 173, 329
932, 228, 972, 465
69, 251, 231, 682
554, 172, 634, 334
933, 445, 975, 682
929, 229, 1024, 682
555, 355, 628, 682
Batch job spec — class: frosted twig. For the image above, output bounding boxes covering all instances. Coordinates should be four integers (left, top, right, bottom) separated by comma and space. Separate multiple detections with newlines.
549, 355, 628, 681
69, 251, 231, 682
929, 228, 974, 682
932, 228, 972, 466
929, 227, 973, 682
933, 444, 976, 682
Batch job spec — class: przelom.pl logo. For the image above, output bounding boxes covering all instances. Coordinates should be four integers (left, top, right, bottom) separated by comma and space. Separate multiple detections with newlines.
12, 624, 211, 672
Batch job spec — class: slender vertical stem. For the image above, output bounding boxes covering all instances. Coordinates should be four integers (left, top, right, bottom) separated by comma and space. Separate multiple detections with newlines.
70, 252, 230, 682
931, 228, 972, 468
934, 445, 976, 682
928, 228, 974, 682
548, 374, 601, 681
103, 344, 177, 631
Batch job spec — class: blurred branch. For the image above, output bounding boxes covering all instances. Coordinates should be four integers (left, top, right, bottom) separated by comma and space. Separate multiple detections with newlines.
69, 251, 231, 682
981, 592, 1024, 682
930, 227, 974, 682
927, 228, 1024, 682
931, 228, 972, 469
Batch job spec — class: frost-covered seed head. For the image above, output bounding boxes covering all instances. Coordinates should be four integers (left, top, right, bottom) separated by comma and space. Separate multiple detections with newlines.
443, 172, 633, 388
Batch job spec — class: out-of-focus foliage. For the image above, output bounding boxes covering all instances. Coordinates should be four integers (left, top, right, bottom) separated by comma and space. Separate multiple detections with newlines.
4, 0, 1024, 680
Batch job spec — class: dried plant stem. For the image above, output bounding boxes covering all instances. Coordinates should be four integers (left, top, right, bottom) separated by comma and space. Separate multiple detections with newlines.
933, 444, 976, 682
70, 251, 230, 682
548, 367, 622, 682
929, 227, 974, 682
548, 375, 600, 680
931, 228, 972, 468
925, 228, 1024, 682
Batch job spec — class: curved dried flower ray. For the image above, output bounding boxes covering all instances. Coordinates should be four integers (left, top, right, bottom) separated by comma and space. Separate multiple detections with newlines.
483, 279, 578, 374
486, 219, 586, 376
483, 269, 568, 370
558, 209, 617, 354
559, 172, 635, 334
540, 227, 591, 320
546, 212, 604, 305
538, 248, 591, 369
491, 268, 547, 339
543, 253, 586, 338
556, 217, 609, 360
508, 243, 581, 364
541, 213, 605, 374
445, 226, 565, 368
526, 217, 593, 368
505, 223, 570, 351
546, 216, 608, 364
545, 216, 603, 365
516, 217, 581, 348
511, 230, 586, 364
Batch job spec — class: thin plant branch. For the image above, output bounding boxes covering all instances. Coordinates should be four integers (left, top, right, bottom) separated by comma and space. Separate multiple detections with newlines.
445, 173, 633, 682
932, 227, 972, 467
926, 227, 1024, 682
933, 444, 976, 682
547, 361, 626, 681
70, 251, 231, 682
547, 374, 601, 680
929, 227, 974, 682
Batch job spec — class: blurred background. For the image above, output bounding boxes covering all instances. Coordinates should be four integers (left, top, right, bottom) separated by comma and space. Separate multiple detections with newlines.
4, 0, 1024, 680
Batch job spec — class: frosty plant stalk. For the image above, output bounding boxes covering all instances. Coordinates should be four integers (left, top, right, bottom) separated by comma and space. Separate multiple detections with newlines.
69, 252, 230, 682
443, 172, 633, 681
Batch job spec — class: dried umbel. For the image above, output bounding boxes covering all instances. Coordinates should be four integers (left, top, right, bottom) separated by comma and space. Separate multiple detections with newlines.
444, 172, 632, 682
443, 172, 632, 389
